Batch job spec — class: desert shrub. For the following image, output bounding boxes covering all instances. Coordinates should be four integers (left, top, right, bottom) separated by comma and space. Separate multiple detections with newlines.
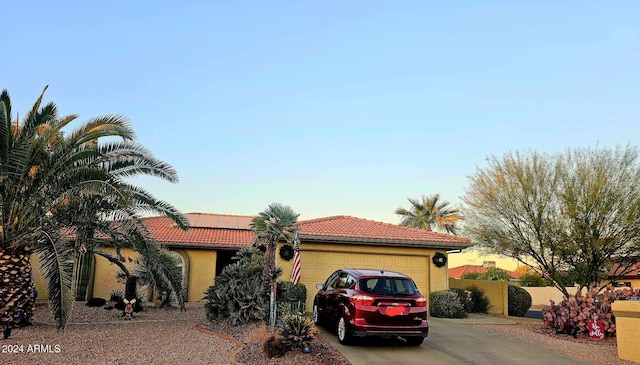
508, 284, 532, 317
519, 272, 549, 287
279, 314, 318, 350
466, 285, 490, 313
541, 285, 640, 337
263, 335, 288, 358
429, 290, 467, 318
204, 247, 265, 323
450, 288, 472, 313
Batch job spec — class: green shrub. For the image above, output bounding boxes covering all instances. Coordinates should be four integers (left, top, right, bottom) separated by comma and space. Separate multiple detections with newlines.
279, 314, 318, 350
466, 286, 490, 313
277, 281, 307, 303
450, 288, 472, 313
520, 272, 549, 287
508, 284, 532, 317
204, 247, 266, 323
461, 272, 482, 280
429, 290, 467, 318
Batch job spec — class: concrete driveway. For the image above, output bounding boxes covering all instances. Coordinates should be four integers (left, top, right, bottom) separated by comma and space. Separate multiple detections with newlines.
318, 315, 594, 365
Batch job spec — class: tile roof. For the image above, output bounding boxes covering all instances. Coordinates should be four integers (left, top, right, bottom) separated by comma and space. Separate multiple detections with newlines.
141, 213, 473, 250
607, 262, 640, 279
297, 215, 471, 250
448, 265, 522, 280
141, 213, 253, 249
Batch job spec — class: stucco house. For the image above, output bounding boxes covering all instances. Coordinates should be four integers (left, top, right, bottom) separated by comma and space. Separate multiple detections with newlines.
34, 212, 472, 310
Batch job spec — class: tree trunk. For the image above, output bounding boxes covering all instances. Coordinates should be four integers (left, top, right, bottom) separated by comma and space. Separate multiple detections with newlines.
262, 240, 276, 296
73, 252, 95, 301
0, 248, 37, 330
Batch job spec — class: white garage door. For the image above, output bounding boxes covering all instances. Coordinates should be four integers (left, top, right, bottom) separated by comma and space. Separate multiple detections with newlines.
302, 250, 429, 311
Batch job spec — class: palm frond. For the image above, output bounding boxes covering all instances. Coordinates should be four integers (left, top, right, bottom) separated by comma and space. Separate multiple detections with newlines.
35, 231, 75, 331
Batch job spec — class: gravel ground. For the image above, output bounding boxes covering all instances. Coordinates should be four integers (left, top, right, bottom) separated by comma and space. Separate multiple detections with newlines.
2, 302, 636, 365
1, 302, 349, 365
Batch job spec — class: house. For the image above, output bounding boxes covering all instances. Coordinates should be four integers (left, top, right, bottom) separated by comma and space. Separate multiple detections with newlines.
607, 262, 640, 288
448, 261, 522, 280
33, 213, 473, 310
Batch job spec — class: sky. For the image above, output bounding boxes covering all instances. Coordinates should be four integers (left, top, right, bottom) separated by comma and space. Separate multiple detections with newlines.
4, 2, 640, 268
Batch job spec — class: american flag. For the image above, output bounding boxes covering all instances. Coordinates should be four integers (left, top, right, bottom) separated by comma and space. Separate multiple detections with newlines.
290, 231, 301, 285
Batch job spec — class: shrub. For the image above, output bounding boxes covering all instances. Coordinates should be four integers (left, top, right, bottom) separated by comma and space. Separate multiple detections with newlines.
466, 286, 490, 313
508, 284, 532, 317
263, 335, 288, 358
277, 281, 307, 304
541, 285, 640, 337
429, 290, 467, 318
204, 247, 266, 323
450, 288, 472, 313
279, 314, 318, 350
519, 272, 549, 287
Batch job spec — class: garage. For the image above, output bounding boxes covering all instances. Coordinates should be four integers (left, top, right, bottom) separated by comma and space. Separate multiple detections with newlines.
277, 215, 472, 311
302, 249, 429, 300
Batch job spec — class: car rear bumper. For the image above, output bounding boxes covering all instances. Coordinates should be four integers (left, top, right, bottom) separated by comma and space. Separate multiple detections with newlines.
351, 319, 429, 338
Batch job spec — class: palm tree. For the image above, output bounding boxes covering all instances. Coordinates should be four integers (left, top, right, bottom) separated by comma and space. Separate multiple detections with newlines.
0, 86, 188, 332
395, 194, 461, 234
249, 203, 299, 296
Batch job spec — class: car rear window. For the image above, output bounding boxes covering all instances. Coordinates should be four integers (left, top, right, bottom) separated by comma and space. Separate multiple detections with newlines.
359, 278, 419, 295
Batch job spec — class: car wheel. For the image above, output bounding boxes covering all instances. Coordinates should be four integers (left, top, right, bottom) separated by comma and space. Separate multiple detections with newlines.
312, 304, 320, 325
405, 337, 424, 346
337, 316, 353, 345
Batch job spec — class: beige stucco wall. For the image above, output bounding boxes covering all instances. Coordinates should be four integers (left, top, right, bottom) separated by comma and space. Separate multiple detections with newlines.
182, 248, 216, 302
276, 242, 448, 312
522, 285, 581, 306
33, 247, 218, 304
30, 254, 49, 301
449, 278, 508, 315
612, 301, 640, 363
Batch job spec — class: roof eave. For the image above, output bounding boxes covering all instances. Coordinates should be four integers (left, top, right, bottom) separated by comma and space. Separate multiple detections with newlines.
299, 234, 473, 251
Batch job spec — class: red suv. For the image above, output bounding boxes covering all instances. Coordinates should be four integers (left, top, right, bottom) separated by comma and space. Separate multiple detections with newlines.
312, 268, 428, 346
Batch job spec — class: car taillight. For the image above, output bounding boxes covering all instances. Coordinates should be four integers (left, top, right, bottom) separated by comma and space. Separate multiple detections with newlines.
415, 296, 427, 307
350, 295, 375, 306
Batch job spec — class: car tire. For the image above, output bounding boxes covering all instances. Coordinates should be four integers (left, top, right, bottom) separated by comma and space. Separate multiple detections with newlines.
337, 316, 353, 345
312, 304, 320, 326
405, 337, 424, 346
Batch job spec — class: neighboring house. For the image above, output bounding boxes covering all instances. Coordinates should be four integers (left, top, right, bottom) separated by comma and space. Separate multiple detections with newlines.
448, 261, 522, 280
607, 262, 640, 288
33, 213, 472, 310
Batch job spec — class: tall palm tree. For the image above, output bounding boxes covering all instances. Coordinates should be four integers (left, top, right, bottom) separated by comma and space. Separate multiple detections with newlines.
0, 86, 188, 332
395, 194, 461, 234
249, 203, 299, 296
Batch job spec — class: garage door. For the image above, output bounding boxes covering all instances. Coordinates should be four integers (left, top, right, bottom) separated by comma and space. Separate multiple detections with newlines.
301, 250, 429, 311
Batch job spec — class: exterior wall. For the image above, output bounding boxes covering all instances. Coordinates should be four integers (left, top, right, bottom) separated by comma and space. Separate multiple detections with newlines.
183, 249, 217, 302
449, 278, 508, 315
92, 248, 139, 300
522, 285, 581, 306
31, 254, 49, 301
34, 247, 218, 304
611, 301, 640, 363
276, 242, 447, 312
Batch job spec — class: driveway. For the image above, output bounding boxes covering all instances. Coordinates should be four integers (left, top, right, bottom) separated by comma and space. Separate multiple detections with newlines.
318, 315, 594, 365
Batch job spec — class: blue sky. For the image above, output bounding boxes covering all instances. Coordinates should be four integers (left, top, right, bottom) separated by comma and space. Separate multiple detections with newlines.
5, 1, 639, 225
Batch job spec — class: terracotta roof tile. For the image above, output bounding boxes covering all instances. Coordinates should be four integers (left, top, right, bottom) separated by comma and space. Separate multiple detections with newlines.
298, 215, 471, 249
